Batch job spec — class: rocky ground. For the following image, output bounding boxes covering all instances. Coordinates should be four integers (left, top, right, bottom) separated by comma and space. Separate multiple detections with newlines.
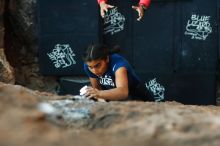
1, 82, 220, 146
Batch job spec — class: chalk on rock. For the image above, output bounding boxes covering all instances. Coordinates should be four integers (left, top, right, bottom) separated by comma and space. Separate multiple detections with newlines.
37, 102, 58, 115
73, 95, 86, 100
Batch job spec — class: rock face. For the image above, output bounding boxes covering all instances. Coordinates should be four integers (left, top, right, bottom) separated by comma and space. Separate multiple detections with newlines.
0, 49, 15, 83
3, 0, 58, 92
0, 0, 4, 47
0, 0, 15, 83
1, 81, 220, 146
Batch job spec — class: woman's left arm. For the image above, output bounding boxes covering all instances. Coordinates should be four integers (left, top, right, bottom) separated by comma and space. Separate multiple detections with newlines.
86, 67, 129, 100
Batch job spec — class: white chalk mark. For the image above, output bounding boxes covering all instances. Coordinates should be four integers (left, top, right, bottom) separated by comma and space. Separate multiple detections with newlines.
146, 78, 165, 102
103, 7, 125, 35
185, 14, 212, 40
47, 44, 76, 68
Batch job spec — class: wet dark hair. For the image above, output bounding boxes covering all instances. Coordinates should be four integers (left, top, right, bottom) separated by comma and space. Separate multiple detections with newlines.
82, 44, 120, 62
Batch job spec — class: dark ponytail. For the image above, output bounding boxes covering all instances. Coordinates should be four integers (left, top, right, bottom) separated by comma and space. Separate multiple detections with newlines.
82, 44, 120, 62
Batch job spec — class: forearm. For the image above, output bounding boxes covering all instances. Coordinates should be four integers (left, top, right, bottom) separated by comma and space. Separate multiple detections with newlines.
99, 87, 128, 101
139, 0, 151, 7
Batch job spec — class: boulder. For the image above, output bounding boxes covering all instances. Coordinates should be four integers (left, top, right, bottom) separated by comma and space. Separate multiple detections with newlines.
0, 49, 15, 83
1, 82, 220, 146
0, 0, 15, 83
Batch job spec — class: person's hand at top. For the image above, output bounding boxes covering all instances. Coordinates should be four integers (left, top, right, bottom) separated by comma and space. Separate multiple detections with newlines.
97, 0, 150, 20
132, 4, 147, 21
99, 1, 114, 18
132, 0, 151, 21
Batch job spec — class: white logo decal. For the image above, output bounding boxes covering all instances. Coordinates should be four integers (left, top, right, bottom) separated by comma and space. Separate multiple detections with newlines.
185, 14, 212, 40
104, 7, 125, 35
47, 44, 76, 68
146, 78, 165, 102
100, 75, 115, 87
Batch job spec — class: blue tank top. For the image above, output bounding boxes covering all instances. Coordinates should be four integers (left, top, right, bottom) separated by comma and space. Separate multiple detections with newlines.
84, 54, 141, 92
